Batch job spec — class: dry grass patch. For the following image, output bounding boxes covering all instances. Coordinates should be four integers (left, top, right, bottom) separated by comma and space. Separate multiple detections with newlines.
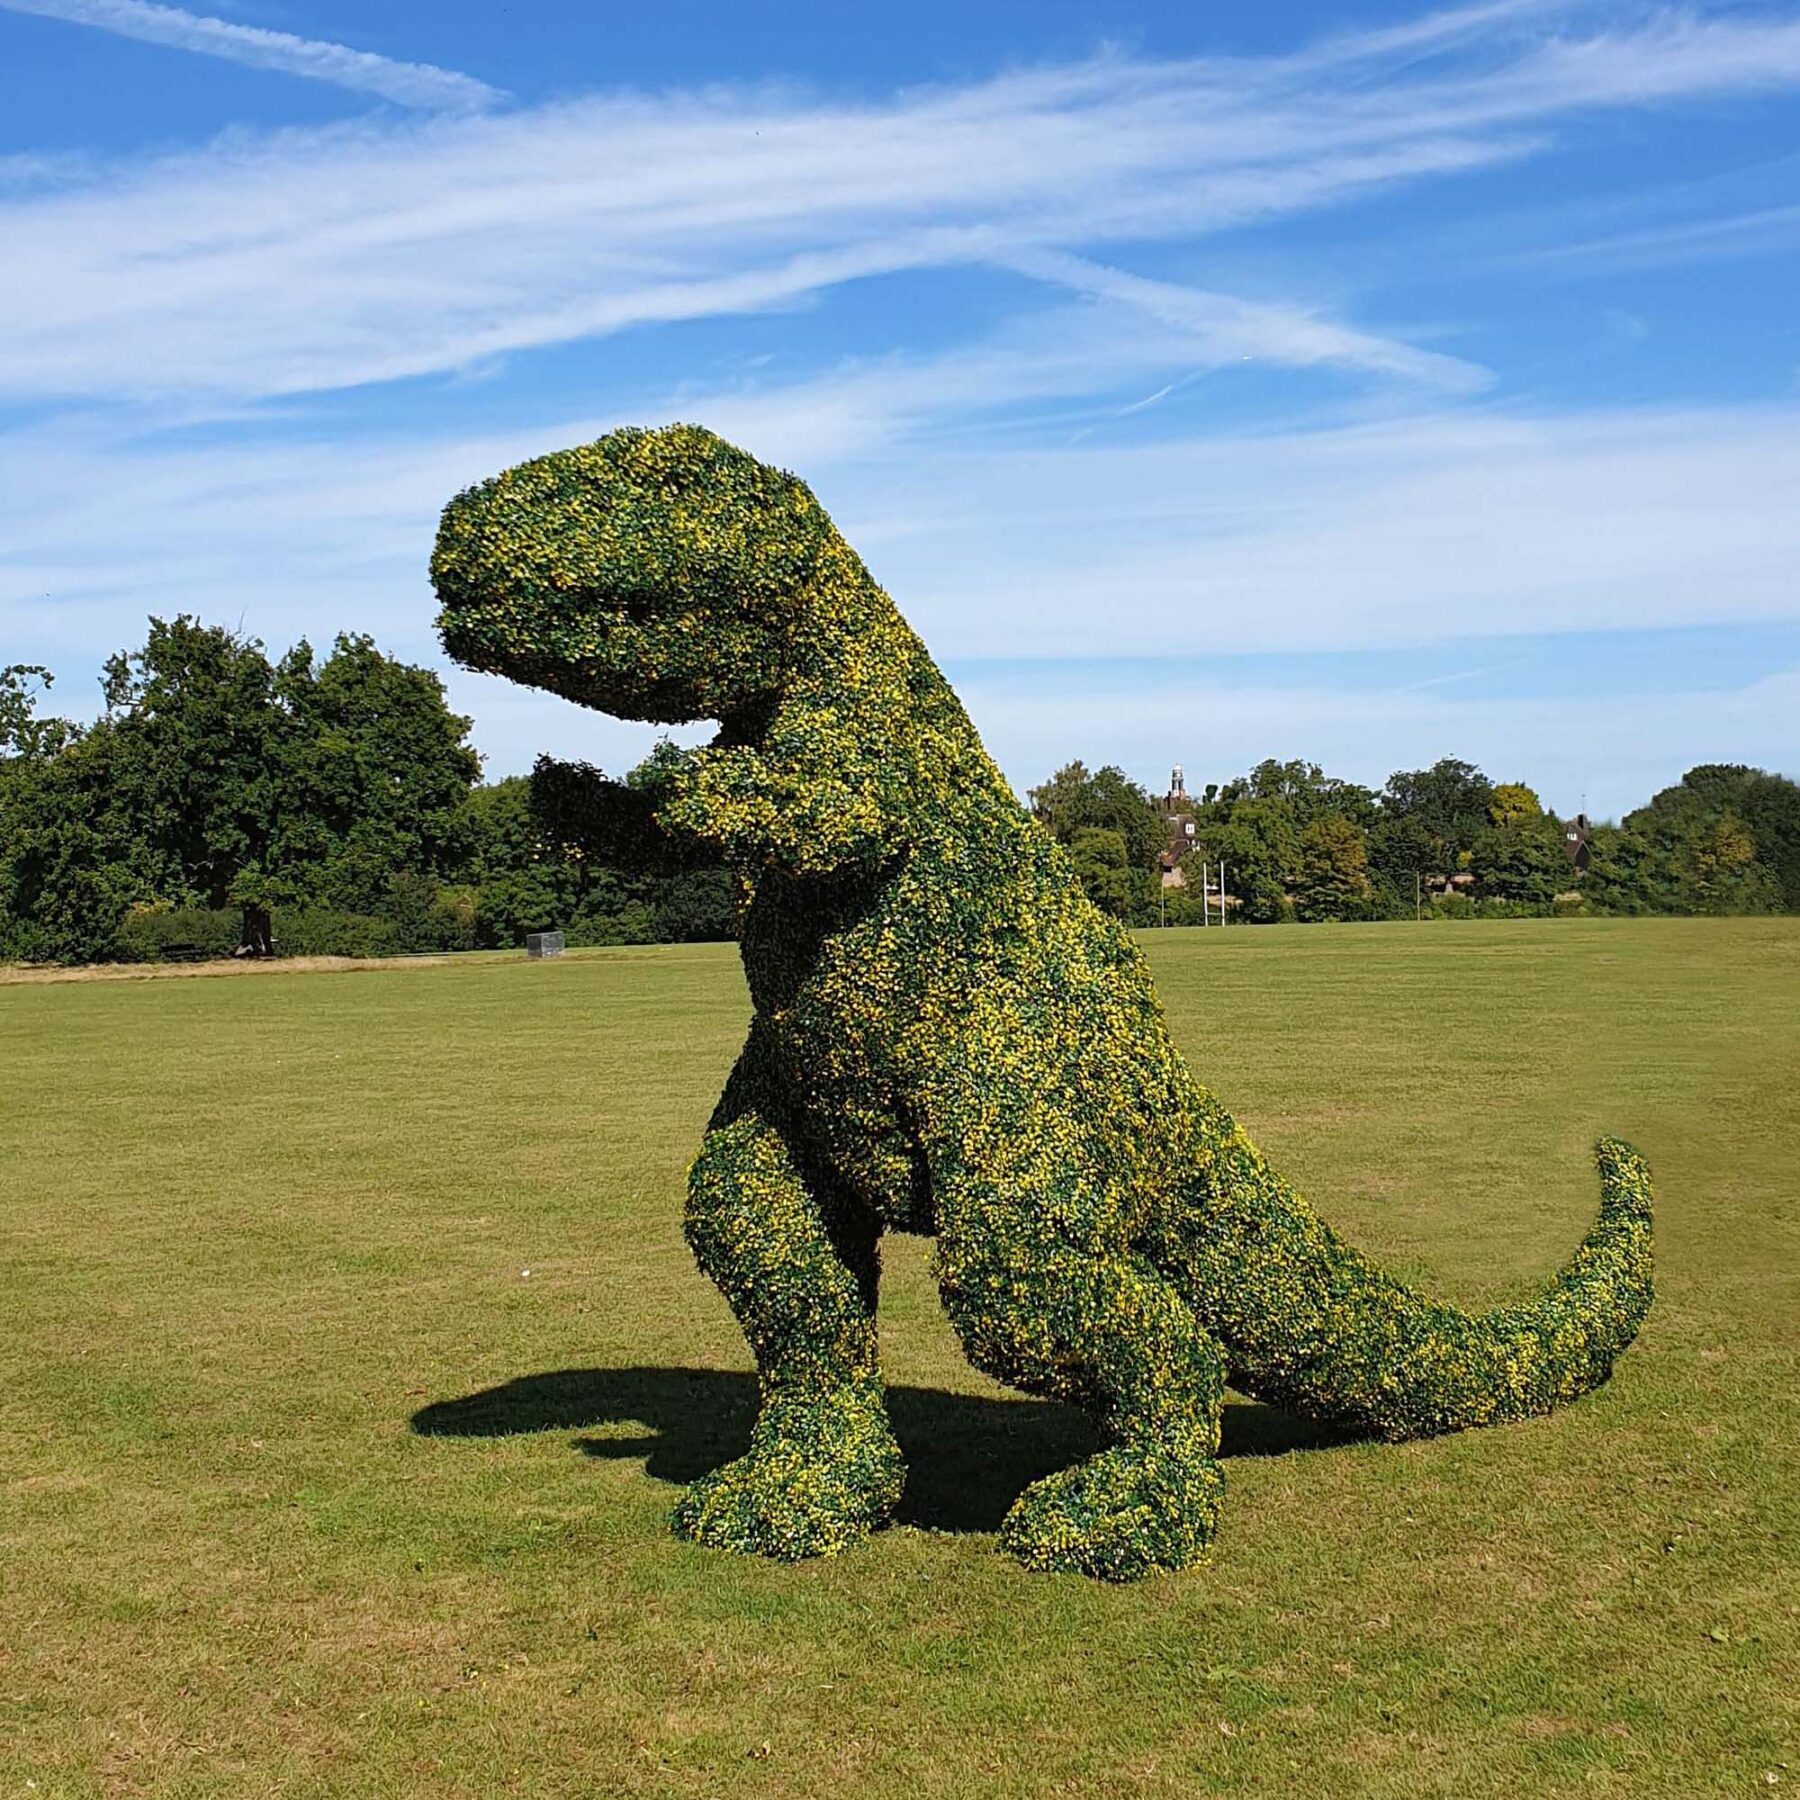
0, 952, 450, 985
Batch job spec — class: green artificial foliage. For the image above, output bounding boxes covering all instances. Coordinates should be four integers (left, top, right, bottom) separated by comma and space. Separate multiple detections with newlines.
433, 424, 1656, 1582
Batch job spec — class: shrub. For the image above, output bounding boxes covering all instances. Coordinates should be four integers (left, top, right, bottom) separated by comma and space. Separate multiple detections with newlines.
1474, 896, 1550, 921
271, 907, 398, 959
1159, 890, 1211, 927
567, 901, 658, 947
116, 904, 243, 963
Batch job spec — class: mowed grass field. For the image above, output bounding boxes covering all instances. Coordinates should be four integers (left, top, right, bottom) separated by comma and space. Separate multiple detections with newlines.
3, 919, 1796, 1798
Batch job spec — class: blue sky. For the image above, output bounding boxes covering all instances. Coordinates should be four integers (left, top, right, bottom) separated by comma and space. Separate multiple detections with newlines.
2, 0, 1797, 819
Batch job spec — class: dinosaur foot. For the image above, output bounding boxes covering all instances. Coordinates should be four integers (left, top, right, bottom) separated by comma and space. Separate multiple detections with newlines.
671, 1388, 904, 1561
1000, 1443, 1224, 1582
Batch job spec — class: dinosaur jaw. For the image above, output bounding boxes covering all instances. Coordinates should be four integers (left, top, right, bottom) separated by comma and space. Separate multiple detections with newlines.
437, 604, 777, 730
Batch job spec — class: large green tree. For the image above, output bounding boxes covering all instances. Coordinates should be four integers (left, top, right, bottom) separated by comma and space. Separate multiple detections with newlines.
1470, 816, 1570, 908
1366, 811, 1439, 906
0, 710, 147, 964
1632, 765, 1798, 912
1380, 758, 1496, 875
2, 620, 485, 961
273, 633, 482, 917
1183, 799, 1302, 923
1293, 815, 1374, 922
1579, 765, 1792, 919
1028, 762, 1166, 875
1218, 758, 1378, 833
1688, 812, 1781, 915
83, 619, 482, 951
97, 617, 289, 944
1179, 760, 1377, 923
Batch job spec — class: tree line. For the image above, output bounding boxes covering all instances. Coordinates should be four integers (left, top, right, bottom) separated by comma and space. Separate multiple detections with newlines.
1028, 756, 1800, 925
0, 619, 732, 965
3, 617, 1795, 965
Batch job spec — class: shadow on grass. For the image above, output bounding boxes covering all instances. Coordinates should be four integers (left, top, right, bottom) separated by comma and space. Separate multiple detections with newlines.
412, 1367, 1351, 1535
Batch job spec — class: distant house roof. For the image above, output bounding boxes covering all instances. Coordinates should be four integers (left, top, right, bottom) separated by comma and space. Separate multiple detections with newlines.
1563, 812, 1592, 874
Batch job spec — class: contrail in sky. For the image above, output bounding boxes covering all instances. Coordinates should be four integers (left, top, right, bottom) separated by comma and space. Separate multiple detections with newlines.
0, 0, 504, 110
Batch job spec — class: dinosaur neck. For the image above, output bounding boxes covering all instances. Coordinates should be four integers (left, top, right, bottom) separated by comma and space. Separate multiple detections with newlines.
783, 545, 1012, 817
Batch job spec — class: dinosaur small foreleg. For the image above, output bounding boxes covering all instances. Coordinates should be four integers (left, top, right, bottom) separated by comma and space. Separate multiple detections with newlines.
936, 1196, 1227, 1581
673, 1110, 904, 1560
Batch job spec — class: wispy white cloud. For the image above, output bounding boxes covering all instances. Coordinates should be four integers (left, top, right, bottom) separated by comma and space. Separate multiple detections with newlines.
4, 2, 1799, 405
0, 0, 502, 110
6, 394, 1797, 664
852, 404, 1800, 658
0, 147, 97, 189
650, 290, 1489, 471
1292, 0, 1580, 68
1007, 250, 1489, 392
1526, 201, 1800, 269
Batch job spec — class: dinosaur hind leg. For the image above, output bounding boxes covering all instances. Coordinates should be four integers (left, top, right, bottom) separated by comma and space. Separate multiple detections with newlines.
674, 1108, 903, 1560
936, 1197, 1226, 1581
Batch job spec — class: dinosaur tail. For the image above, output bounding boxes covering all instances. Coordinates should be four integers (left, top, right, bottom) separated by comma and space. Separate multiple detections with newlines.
1159, 1132, 1653, 1442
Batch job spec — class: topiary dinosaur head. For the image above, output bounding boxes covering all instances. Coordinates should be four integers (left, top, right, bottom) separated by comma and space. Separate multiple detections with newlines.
434, 423, 1004, 878
432, 424, 833, 726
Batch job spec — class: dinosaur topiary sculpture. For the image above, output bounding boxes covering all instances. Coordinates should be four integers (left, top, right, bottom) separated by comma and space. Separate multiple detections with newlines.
432, 424, 1654, 1582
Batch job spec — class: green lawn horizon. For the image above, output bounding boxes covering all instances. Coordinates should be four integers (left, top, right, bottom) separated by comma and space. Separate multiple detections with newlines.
3, 918, 1795, 1796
